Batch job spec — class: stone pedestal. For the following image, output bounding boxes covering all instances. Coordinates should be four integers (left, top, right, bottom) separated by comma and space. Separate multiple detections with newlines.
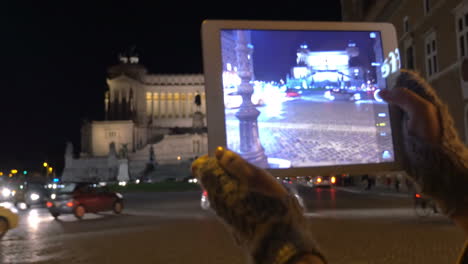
117, 159, 130, 182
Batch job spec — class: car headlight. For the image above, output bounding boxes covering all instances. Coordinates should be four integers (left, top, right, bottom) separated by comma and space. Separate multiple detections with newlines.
51, 193, 56, 200
2, 188, 11, 198
30, 193, 40, 201
18, 202, 28, 210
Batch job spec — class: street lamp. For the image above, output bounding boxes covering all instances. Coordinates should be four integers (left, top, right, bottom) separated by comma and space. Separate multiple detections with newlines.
43, 162, 52, 178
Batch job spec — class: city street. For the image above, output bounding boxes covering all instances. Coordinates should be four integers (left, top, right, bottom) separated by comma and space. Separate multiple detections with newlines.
226, 90, 394, 167
0, 186, 465, 264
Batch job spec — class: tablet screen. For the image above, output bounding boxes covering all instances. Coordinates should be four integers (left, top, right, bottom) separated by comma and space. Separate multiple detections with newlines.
220, 29, 394, 169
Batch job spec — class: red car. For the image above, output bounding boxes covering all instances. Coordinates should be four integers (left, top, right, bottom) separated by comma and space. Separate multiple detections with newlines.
46, 183, 123, 220
285, 88, 301, 98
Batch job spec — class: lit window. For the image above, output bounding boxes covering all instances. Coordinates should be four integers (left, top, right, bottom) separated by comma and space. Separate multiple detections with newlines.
424, 31, 438, 77
226, 63, 232, 71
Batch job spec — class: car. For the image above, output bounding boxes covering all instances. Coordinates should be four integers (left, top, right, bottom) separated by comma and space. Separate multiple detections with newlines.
12, 182, 50, 210
0, 184, 15, 202
328, 87, 378, 101
310, 175, 336, 187
285, 88, 301, 98
200, 189, 210, 210
0, 205, 19, 238
46, 182, 124, 220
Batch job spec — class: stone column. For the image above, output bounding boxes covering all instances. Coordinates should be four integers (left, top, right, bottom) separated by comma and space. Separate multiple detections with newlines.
234, 30, 268, 168
146, 92, 152, 121
153, 92, 159, 121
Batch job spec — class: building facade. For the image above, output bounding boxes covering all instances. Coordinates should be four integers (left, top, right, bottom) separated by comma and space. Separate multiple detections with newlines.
62, 53, 208, 182
341, 0, 468, 144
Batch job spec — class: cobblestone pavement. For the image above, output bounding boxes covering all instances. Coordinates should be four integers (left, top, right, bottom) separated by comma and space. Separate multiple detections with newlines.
226, 92, 394, 167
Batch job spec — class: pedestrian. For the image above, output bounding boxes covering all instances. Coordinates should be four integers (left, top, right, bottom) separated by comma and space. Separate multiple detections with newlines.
191, 69, 468, 264
385, 175, 391, 188
394, 178, 400, 192
362, 174, 371, 190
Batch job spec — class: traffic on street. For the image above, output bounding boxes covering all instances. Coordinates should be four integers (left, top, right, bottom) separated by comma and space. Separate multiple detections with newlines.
0, 181, 464, 264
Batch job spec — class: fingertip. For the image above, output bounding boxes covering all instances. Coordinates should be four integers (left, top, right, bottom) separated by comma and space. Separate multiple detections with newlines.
215, 146, 224, 160
378, 89, 388, 97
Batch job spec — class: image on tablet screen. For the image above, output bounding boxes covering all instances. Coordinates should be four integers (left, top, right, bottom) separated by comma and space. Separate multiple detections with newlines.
220, 29, 394, 169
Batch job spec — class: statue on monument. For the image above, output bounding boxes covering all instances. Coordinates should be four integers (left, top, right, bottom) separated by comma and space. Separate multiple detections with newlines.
192, 92, 205, 133
119, 143, 128, 159
194, 92, 201, 106
141, 144, 156, 182
65, 141, 73, 157
149, 144, 156, 163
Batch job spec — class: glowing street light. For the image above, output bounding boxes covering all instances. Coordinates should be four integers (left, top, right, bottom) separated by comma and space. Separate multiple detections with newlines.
48, 167, 53, 173
11, 169, 18, 174
43, 162, 48, 168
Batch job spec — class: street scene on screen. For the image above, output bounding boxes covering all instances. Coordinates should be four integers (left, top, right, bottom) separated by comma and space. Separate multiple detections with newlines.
221, 30, 394, 168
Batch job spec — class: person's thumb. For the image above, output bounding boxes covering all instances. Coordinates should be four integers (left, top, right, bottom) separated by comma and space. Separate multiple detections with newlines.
378, 87, 428, 118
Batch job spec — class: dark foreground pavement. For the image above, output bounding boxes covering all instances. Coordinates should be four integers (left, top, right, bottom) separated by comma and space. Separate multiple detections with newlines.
0, 188, 465, 264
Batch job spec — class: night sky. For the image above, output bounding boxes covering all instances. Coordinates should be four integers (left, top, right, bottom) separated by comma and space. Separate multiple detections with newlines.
250, 30, 380, 81
0, 1, 342, 174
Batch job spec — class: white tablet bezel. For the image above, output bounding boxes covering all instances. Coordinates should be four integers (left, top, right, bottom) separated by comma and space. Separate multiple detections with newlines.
201, 19, 403, 177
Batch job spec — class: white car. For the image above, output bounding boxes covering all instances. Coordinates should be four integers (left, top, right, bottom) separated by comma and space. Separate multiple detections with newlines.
0, 205, 19, 238
311, 175, 336, 187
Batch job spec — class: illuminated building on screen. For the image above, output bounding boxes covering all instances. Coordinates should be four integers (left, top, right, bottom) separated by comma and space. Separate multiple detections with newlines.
62, 51, 207, 182
286, 41, 372, 90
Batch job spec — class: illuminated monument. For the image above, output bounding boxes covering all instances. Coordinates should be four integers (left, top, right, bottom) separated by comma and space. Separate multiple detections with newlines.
286, 41, 369, 90
62, 50, 207, 182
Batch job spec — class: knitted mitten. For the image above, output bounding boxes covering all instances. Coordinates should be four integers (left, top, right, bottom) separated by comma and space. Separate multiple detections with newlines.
192, 155, 326, 264
396, 69, 468, 216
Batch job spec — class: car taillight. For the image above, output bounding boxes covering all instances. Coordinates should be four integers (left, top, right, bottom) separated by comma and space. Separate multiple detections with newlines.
46, 201, 53, 208
331, 176, 336, 184
66, 201, 74, 207
203, 190, 208, 197
316, 177, 322, 183
415, 193, 421, 198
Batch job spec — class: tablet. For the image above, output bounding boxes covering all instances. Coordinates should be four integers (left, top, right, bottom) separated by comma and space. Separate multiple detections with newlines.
201, 19, 402, 177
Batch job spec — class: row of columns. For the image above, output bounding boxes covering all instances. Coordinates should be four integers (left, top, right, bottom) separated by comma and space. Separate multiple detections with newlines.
146, 91, 205, 119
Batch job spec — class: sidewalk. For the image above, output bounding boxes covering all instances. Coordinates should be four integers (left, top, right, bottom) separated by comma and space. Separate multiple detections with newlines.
336, 183, 414, 198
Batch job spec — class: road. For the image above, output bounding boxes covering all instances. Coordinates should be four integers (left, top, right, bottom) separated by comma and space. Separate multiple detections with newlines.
0, 186, 465, 264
